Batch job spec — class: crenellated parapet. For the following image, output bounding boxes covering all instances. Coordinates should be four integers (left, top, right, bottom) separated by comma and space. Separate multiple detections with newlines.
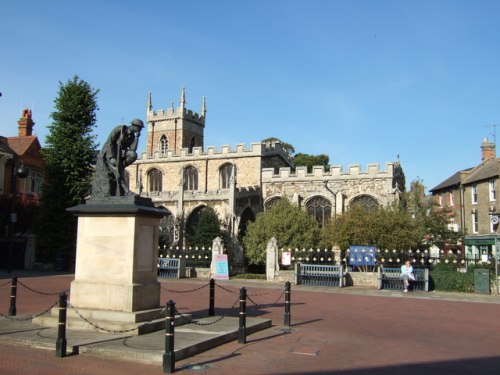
137, 141, 292, 162
261, 162, 397, 181
147, 106, 205, 127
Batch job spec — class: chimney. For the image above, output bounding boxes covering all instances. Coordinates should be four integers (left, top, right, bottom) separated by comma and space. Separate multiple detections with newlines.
17, 108, 34, 136
481, 137, 496, 161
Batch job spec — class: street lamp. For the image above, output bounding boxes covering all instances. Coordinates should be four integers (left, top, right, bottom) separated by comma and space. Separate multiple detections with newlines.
7, 157, 27, 274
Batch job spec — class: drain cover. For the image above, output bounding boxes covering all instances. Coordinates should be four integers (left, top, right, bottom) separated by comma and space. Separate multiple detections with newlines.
186, 364, 211, 371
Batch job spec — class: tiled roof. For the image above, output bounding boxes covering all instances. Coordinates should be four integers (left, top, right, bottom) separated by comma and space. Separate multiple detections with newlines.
463, 158, 500, 185
429, 168, 473, 192
6, 136, 39, 156
0, 137, 16, 155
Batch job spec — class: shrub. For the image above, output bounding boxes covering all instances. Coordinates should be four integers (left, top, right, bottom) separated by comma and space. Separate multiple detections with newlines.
429, 257, 493, 293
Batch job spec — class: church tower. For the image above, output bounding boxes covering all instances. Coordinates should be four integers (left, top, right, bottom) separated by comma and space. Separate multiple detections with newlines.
146, 88, 206, 156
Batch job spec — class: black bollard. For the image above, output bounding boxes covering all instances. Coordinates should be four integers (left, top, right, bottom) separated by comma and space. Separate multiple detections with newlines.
238, 287, 247, 344
8, 277, 17, 316
163, 300, 176, 373
55, 292, 67, 358
284, 281, 291, 327
209, 278, 215, 316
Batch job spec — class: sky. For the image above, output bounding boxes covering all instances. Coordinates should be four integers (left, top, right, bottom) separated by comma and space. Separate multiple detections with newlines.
1, 0, 500, 192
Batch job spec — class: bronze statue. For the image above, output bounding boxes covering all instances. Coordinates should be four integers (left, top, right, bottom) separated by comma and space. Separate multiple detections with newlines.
91, 119, 144, 198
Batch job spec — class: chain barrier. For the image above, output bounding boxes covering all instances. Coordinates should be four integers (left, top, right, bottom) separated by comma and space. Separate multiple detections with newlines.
174, 296, 240, 326
0, 300, 59, 321
160, 282, 209, 294
17, 279, 69, 296
0, 280, 11, 288
246, 288, 285, 311
215, 283, 239, 294
68, 302, 168, 335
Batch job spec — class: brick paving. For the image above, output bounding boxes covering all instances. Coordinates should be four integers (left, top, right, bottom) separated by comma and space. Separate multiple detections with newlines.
1, 272, 500, 374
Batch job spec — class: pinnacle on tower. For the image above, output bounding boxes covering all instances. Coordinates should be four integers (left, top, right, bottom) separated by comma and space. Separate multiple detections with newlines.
201, 96, 207, 117
180, 87, 186, 110
147, 92, 153, 112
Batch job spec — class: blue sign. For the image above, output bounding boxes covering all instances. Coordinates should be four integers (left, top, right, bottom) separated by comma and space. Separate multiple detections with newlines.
348, 245, 377, 266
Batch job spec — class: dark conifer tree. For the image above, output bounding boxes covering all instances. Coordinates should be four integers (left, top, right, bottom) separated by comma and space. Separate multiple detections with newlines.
35, 76, 99, 263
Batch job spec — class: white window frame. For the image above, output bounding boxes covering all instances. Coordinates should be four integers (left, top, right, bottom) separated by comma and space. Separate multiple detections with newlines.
471, 185, 478, 204
449, 191, 454, 207
489, 180, 496, 202
472, 210, 479, 234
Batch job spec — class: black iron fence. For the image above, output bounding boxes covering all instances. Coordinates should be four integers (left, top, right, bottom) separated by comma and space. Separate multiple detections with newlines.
158, 246, 212, 268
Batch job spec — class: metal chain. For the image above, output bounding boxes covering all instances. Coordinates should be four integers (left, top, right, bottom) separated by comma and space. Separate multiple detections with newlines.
160, 282, 209, 294
0, 280, 11, 288
0, 300, 58, 321
174, 296, 240, 326
247, 288, 285, 310
215, 283, 239, 294
68, 302, 167, 335
17, 280, 69, 296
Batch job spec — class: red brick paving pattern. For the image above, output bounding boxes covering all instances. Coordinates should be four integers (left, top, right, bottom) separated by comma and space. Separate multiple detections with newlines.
1, 274, 500, 374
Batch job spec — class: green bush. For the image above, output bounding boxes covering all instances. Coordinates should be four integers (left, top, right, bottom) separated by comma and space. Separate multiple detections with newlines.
231, 273, 266, 280
429, 257, 493, 293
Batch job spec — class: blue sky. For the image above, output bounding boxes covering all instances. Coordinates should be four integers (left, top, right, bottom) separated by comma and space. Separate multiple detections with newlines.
1, 0, 500, 192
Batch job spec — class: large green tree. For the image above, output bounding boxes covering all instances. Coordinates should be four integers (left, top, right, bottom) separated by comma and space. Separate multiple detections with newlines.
188, 207, 225, 249
321, 205, 421, 251
294, 153, 330, 172
35, 76, 99, 262
243, 199, 320, 265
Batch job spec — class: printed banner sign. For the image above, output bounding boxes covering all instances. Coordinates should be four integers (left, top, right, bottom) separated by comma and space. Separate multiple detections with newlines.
214, 254, 229, 280
281, 251, 292, 266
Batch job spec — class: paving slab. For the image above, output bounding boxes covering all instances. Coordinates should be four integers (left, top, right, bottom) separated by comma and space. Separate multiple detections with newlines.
0, 314, 271, 365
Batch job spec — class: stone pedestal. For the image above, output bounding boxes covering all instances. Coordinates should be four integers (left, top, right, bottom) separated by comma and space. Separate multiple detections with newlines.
33, 196, 173, 335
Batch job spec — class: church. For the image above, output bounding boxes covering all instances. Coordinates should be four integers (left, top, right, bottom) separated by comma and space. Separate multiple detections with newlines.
126, 89, 405, 262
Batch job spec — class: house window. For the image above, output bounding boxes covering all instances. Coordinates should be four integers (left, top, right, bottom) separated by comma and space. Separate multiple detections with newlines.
489, 180, 496, 202
24, 168, 42, 194
449, 191, 454, 207
471, 185, 478, 204
219, 163, 236, 189
159, 135, 168, 155
148, 168, 162, 193
183, 166, 198, 191
490, 214, 499, 233
472, 210, 478, 234
438, 195, 443, 208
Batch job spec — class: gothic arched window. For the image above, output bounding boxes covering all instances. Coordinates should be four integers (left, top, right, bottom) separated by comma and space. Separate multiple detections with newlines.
350, 195, 379, 212
159, 135, 168, 155
183, 166, 198, 191
220, 163, 236, 189
148, 168, 162, 193
264, 196, 282, 211
159, 210, 174, 248
306, 196, 332, 227
189, 137, 196, 153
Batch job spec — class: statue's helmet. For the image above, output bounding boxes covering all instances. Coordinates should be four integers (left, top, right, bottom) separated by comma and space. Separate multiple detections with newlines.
130, 118, 144, 128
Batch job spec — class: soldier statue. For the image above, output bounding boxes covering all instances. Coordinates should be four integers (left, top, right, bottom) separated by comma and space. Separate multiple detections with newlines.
91, 119, 144, 198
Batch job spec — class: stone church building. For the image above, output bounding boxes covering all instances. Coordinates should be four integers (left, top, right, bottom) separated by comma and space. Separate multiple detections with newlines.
127, 89, 405, 261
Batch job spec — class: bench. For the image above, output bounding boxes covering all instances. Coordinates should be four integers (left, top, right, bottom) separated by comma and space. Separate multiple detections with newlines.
377, 266, 429, 291
157, 258, 186, 278
296, 264, 345, 287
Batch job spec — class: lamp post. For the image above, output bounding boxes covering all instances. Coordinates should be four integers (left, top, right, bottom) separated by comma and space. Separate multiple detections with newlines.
7, 157, 27, 274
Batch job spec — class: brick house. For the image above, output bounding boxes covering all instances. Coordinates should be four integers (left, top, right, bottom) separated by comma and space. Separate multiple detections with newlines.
430, 137, 499, 261
0, 109, 45, 269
